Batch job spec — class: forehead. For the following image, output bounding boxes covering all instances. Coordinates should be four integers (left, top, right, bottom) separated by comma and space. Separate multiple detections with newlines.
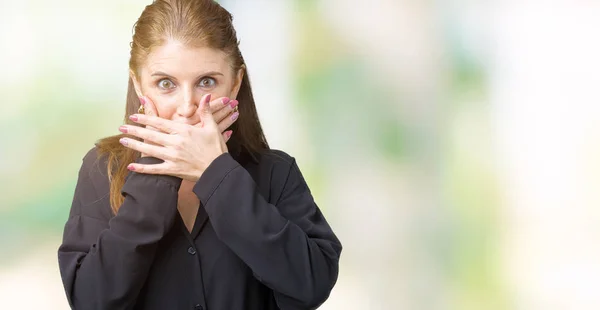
142, 39, 231, 76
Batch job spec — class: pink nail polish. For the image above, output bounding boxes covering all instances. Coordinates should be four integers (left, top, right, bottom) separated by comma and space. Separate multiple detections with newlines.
129, 115, 138, 122
222, 97, 230, 105
206, 94, 212, 103
229, 100, 239, 109
231, 112, 239, 121
139, 97, 146, 105
227, 130, 233, 138
119, 126, 128, 133
127, 164, 135, 171
119, 138, 128, 146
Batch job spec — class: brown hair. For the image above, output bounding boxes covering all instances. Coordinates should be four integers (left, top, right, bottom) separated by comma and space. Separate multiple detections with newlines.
96, 0, 269, 214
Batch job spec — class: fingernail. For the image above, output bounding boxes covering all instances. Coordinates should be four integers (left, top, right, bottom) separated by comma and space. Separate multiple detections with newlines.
231, 112, 239, 121
129, 115, 138, 122
227, 130, 233, 138
119, 126, 128, 133
119, 138, 128, 146
139, 97, 146, 105
127, 164, 135, 171
206, 94, 212, 103
229, 100, 239, 109
222, 97, 230, 105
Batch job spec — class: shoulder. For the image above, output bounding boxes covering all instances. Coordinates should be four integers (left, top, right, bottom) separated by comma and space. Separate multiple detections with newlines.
259, 149, 296, 166
251, 148, 297, 176
247, 149, 313, 205
244, 149, 292, 203
81, 146, 105, 172
73, 146, 112, 218
246, 148, 306, 193
241, 148, 293, 177
80, 146, 110, 187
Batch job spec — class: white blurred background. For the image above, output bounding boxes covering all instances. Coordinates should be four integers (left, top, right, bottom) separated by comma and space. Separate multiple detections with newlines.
0, 0, 599, 309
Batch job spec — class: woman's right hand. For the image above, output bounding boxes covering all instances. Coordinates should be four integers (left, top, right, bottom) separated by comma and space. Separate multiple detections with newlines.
136, 96, 239, 157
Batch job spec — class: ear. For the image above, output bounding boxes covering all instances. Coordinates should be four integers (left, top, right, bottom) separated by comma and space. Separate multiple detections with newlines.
230, 65, 245, 100
129, 70, 143, 98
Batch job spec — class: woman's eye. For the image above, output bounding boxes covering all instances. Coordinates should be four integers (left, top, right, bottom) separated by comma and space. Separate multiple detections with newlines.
199, 77, 216, 88
158, 79, 175, 89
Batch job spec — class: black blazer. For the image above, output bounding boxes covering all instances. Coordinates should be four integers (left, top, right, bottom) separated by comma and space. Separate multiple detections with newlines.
58, 143, 342, 310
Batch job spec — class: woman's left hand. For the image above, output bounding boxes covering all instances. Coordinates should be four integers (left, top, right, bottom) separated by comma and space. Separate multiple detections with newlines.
118, 94, 230, 182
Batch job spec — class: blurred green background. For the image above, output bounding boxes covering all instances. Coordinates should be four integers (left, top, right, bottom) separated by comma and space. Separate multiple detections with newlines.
1, 1, 599, 309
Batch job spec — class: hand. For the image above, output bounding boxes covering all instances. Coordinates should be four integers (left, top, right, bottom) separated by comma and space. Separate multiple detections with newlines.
119, 94, 233, 182
133, 95, 239, 155
134, 97, 160, 157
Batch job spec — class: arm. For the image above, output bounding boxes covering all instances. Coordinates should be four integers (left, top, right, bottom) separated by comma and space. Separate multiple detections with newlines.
193, 153, 342, 309
58, 152, 182, 309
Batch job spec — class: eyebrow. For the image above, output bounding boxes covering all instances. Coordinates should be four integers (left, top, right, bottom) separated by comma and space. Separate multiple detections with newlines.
150, 71, 224, 79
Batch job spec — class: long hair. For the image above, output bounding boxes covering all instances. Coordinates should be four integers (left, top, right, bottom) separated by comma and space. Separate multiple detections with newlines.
96, 0, 269, 214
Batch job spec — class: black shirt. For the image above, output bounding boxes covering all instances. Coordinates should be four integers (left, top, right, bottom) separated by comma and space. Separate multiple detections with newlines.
58, 145, 342, 310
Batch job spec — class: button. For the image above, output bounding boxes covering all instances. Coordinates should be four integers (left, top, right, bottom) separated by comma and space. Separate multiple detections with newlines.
194, 304, 203, 310
187, 247, 197, 255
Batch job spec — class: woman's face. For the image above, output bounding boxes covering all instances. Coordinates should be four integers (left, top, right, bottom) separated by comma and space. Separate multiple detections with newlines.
130, 39, 244, 125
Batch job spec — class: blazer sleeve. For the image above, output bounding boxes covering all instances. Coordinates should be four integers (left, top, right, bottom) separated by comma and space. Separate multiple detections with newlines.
58, 150, 182, 310
193, 152, 342, 310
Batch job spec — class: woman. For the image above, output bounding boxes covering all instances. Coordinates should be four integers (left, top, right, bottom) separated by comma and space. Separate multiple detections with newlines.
57, 0, 342, 309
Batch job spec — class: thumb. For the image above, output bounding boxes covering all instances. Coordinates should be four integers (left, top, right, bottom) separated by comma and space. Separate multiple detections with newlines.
200, 94, 212, 116
199, 93, 217, 127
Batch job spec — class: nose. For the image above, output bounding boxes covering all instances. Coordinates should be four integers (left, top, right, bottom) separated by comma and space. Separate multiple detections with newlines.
176, 87, 199, 118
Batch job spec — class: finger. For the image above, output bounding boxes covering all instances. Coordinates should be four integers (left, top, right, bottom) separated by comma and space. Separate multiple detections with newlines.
209, 96, 233, 114
197, 94, 218, 128
217, 109, 239, 133
221, 131, 230, 153
130, 114, 185, 134
119, 137, 175, 161
127, 161, 171, 175
119, 125, 178, 146
213, 99, 238, 124
192, 94, 216, 127
222, 130, 233, 143
189, 96, 230, 128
